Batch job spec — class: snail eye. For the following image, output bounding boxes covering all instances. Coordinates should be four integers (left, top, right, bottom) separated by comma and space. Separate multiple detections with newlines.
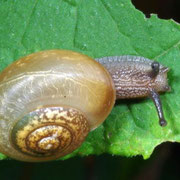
151, 61, 160, 76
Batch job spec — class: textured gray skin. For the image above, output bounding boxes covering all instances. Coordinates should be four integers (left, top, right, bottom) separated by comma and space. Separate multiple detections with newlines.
96, 55, 157, 66
96, 55, 170, 126
95, 55, 169, 99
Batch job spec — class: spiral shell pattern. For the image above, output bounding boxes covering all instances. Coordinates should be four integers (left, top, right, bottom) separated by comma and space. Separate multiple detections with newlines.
0, 50, 116, 162
11, 107, 89, 159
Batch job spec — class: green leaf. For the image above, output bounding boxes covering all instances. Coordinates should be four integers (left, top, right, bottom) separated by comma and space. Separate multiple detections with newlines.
0, 0, 180, 160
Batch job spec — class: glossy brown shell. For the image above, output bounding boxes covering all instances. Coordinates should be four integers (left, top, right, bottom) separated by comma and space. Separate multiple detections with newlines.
0, 50, 116, 162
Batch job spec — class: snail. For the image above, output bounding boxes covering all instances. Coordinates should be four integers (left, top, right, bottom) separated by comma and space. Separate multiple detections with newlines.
0, 50, 170, 162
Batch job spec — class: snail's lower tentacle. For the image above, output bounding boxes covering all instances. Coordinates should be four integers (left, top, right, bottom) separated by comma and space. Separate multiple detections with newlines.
149, 89, 167, 127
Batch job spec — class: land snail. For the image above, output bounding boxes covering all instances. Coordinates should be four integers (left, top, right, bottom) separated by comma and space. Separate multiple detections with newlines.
0, 50, 170, 162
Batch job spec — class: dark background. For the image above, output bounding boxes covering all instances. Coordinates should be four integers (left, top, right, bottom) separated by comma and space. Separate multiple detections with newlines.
0, 143, 179, 180
132, 0, 180, 22
0, 0, 179, 179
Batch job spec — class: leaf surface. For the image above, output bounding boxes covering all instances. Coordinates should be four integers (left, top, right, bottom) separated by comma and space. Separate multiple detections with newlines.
0, 0, 180, 160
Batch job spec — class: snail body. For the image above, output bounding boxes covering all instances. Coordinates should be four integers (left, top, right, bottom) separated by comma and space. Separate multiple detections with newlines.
0, 50, 170, 162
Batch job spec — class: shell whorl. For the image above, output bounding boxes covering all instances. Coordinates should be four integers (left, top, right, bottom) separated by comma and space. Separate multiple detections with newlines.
0, 50, 116, 162
11, 106, 89, 161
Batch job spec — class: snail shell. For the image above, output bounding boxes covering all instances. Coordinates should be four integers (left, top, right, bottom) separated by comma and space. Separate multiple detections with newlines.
0, 50, 116, 162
